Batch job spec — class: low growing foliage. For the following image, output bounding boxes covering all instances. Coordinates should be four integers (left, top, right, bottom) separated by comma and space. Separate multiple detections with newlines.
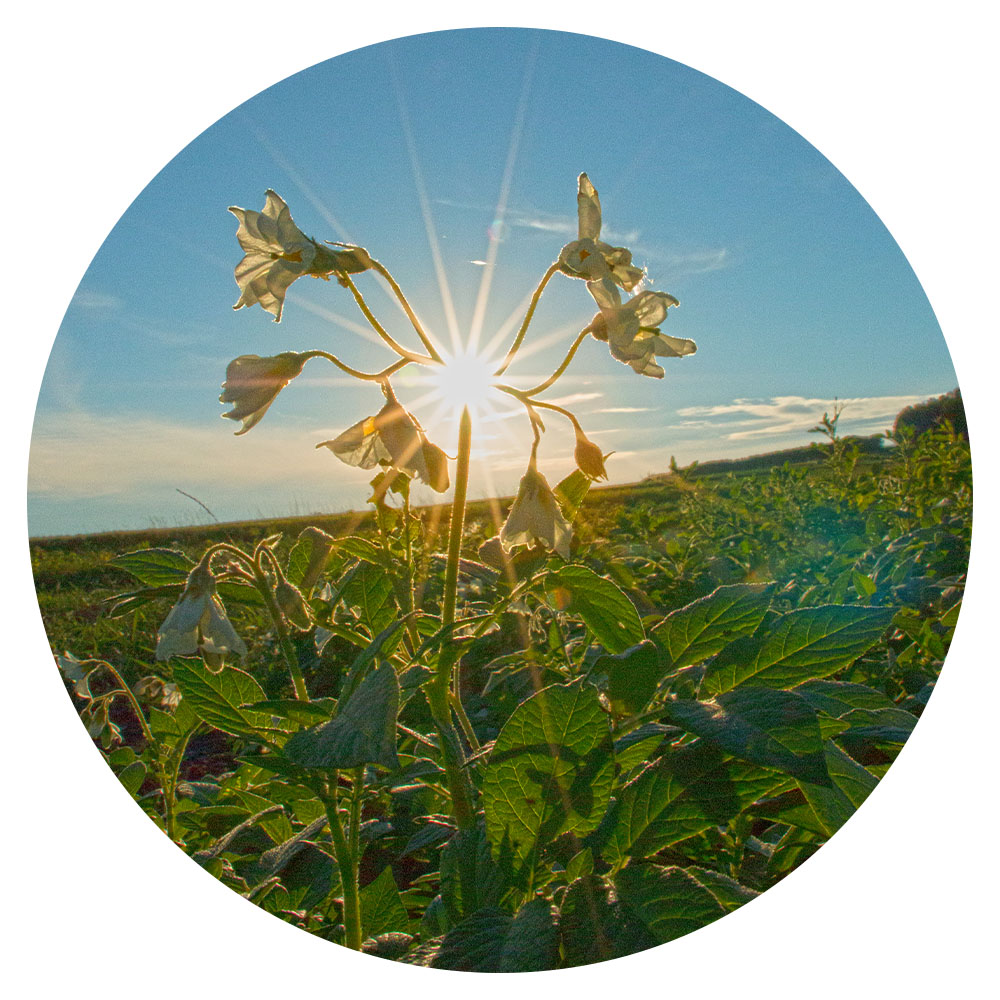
35, 176, 970, 970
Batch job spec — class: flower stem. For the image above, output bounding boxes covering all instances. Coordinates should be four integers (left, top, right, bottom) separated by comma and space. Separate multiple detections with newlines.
324, 775, 363, 950
303, 350, 412, 382
336, 271, 437, 365
369, 258, 444, 364
442, 407, 472, 632
428, 406, 477, 830
493, 263, 560, 376
251, 559, 309, 701
517, 329, 590, 396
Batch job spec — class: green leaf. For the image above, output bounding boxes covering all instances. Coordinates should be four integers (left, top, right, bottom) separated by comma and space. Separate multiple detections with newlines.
796, 743, 879, 836
545, 565, 643, 654
361, 866, 410, 939
603, 742, 789, 865
341, 562, 397, 636
702, 605, 895, 696
559, 874, 657, 965
554, 469, 591, 519
338, 536, 384, 566
614, 864, 727, 944
284, 663, 399, 770
112, 548, 194, 586
650, 583, 773, 671
596, 640, 662, 715
657, 687, 831, 785
440, 820, 509, 925
482, 681, 615, 871
216, 580, 266, 608
341, 616, 411, 701
686, 867, 759, 912
430, 901, 559, 973
117, 760, 147, 796
171, 660, 270, 739
853, 571, 877, 599
793, 679, 899, 717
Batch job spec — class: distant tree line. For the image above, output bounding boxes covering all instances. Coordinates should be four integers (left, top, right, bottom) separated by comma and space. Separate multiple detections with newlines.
893, 388, 967, 440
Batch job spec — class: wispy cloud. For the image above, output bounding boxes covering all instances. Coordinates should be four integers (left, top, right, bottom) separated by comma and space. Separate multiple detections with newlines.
70, 290, 122, 311
594, 406, 655, 414
675, 394, 928, 441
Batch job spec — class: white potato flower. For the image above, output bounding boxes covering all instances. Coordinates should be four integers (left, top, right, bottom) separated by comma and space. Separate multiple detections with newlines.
229, 190, 372, 321
584, 278, 696, 378
155, 561, 247, 663
220, 352, 308, 434
557, 174, 644, 292
317, 385, 450, 493
500, 449, 572, 560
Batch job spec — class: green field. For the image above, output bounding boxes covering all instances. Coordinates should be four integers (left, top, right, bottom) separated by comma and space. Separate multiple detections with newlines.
32, 417, 970, 968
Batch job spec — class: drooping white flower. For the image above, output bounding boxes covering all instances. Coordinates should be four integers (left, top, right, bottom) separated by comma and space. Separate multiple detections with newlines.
557, 174, 644, 292
155, 560, 247, 662
317, 384, 450, 493
499, 447, 572, 559
229, 191, 372, 321
220, 352, 308, 434
584, 278, 696, 378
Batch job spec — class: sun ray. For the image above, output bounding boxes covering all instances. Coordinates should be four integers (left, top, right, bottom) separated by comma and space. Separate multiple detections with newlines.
389, 52, 462, 355
481, 284, 541, 360
289, 297, 387, 347
468, 40, 539, 356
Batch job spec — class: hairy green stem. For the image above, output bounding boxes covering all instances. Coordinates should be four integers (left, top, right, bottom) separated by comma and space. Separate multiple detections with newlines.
251, 558, 309, 701
428, 406, 477, 830
493, 263, 560, 376
324, 776, 363, 950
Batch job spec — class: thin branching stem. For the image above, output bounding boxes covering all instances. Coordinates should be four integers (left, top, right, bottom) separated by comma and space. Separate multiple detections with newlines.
517, 329, 590, 397
303, 350, 412, 382
368, 258, 444, 363
251, 550, 309, 701
336, 271, 437, 365
493, 262, 560, 376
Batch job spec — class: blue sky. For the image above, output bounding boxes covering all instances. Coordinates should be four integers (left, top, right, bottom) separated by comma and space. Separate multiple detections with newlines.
27, 28, 956, 536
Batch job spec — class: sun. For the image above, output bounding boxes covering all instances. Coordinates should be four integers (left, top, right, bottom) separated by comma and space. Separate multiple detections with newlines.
429, 349, 498, 418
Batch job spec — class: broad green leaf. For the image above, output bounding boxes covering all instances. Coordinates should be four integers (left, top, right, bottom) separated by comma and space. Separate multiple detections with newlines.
105, 583, 182, 618
853, 571, 877, 599
341, 616, 411, 700
597, 640, 662, 714
117, 760, 146, 796
430, 901, 559, 972
245, 814, 329, 888
440, 820, 509, 924
796, 743, 879, 836
651, 583, 773, 671
686, 867, 759, 912
658, 687, 831, 786
284, 663, 399, 770
554, 469, 592, 519
216, 580, 266, 607
560, 874, 655, 966
337, 535, 383, 566
171, 659, 270, 739
545, 565, 643, 654
112, 548, 194, 586
603, 742, 790, 866
614, 723, 678, 773
614, 864, 727, 943
702, 605, 895, 695
341, 562, 397, 636
361, 866, 410, 938
793, 679, 899, 717
247, 698, 339, 729
482, 681, 615, 870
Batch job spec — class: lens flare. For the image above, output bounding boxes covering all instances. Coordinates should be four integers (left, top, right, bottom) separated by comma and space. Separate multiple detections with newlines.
430, 349, 497, 417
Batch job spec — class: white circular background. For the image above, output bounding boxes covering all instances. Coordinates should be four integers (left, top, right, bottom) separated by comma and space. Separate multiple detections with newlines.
7, 3, 997, 997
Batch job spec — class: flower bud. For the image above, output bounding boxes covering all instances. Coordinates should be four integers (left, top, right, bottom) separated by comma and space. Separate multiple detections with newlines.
275, 580, 312, 630
574, 427, 609, 481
